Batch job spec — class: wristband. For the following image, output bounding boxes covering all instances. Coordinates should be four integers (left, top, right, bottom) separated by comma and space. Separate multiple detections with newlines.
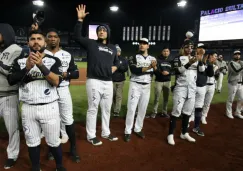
184, 63, 191, 69
38, 64, 50, 76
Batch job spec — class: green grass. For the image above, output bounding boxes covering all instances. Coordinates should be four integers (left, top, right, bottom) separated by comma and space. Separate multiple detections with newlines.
76, 62, 87, 69
0, 62, 229, 132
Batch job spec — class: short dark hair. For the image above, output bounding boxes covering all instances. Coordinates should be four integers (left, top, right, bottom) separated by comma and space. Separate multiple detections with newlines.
46, 28, 59, 36
208, 51, 218, 56
28, 29, 45, 38
162, 46, 170, 51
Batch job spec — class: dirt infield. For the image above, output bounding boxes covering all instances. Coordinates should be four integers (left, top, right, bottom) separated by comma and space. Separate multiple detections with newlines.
0, 103, 243, 171
70, 69, 87, 85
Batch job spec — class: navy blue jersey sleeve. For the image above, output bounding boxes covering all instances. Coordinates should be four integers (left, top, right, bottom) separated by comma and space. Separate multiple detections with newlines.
67, 56, 79, 79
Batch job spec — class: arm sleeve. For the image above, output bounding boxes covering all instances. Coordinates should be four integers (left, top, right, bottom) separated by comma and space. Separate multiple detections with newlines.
206, 64, 214, 77
74, 21, 93, 49
50, 58, 63, 84
129, 56, 143, 75
174, 57, 191, 74
113, 49, 120, 68
67, 56, 79, 79
7, 56, 28, 86
230, 62, 243, 73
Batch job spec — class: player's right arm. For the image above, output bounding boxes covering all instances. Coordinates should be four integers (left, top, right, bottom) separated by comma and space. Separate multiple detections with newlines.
173, 56, 197, 75
128, 56, 152, 75
74, 4, 92, 48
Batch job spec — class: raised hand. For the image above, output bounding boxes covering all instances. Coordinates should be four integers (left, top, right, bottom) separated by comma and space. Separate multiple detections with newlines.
76, 4, 89, 21
31, 23, 39, 31
189, 56, 198, 64
26, 53, 35, 70
31, 51, 43, 67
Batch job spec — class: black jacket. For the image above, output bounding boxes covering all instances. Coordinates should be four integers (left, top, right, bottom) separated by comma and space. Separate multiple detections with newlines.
74, 21, 119, 81
154, 55, 172, 82
196, 62, 214, 87
112, 55, 128, 82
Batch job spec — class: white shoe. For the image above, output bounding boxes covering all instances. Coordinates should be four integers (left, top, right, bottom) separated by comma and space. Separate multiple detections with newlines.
226, 114, 234, 119
235, 114, 243, 119
40, 132, 44, 139
180, 133, 196, 143
61, 135, 69, 144
167, 134, 175, 145
201, 117, 207, 124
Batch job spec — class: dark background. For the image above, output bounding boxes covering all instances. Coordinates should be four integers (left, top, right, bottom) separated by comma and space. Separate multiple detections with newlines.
0, 0, 243, 58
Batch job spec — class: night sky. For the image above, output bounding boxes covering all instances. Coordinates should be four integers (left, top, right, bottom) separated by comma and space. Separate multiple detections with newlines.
0, 0, 242, 49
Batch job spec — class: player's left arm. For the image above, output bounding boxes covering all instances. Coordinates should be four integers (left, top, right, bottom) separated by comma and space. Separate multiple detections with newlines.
206, 63, 214, 77
64, 55, 79, 80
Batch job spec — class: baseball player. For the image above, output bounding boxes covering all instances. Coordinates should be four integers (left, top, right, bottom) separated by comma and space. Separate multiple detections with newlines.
124, 38, 157, 142
190, 48, 216, 137
44, 28, 80, 162
226, 50, 243, 119
0, 23, 20, 169
215, 55, 227, 93
149, 47, 171, 118
167, 39, 205, 146
201, 53, 219, 124
74, 4, 119, 146
7, 29, 66, 171
112, 45, 128, 117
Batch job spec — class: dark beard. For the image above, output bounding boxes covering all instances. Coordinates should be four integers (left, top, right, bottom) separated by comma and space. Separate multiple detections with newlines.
30, 46, 45, 53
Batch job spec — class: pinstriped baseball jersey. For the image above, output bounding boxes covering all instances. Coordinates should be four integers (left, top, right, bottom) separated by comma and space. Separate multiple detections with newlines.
9, 54, 62, 104
44, 49, 78, 87
129, 54, 156, 83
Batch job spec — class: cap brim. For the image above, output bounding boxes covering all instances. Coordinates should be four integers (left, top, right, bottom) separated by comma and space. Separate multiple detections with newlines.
139, 40, 148, 44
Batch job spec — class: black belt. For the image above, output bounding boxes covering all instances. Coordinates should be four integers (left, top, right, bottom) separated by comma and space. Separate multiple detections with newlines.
136, 82, 149, 85
28, 100, 57, 106
238, 82, 243, 84
207, 83, 214, 85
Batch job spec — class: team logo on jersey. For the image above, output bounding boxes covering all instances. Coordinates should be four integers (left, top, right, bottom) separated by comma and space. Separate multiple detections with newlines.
0, 52, 10, 60
98, 46, 113, 55
61, 61, 69, 67
44, 89, 51, 95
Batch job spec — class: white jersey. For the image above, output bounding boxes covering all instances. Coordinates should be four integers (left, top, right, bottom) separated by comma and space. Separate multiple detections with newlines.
44, 49, 75, 87
207, 64, 219, 84
11, 54, 62, 104
129, 54, 156, 84
173, 56, 205, 89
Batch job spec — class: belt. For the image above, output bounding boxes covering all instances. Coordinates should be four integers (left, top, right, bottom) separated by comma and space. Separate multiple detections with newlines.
207, 83, 214, 85
238, 82, 243, 84
136, 82, 149, 85
28, 100, 57, 106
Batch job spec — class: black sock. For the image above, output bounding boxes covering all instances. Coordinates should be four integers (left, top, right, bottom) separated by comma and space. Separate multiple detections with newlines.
194, 108, 202, 128
182, 114, 190, 134
49, 145, 63, 168
28, 145, 40, 169
168, 116, 177, 135
65, 124, 77, 153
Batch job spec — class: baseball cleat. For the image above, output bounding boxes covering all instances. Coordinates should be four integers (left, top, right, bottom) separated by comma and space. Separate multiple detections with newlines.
145, 114, 151, 118
201, 117, 207, 124
167, 134, 175, 145
61, 135, 69, 144
113, 112, 119, 117
70, 147, 80, 163
88, 137, 103, 146
124, 134, 131, 142
151, 113, 157, 118
47, 152, 54, 161
235, 114, 243, 119
180, 133, 196, 142
192, 127, 205, 136
102, 134, 118, 141
134, 131, 145, 139
226, 114, 234, 119
4, 159, 16, 169
161, 113, 170, 118
56, 166, 66, 171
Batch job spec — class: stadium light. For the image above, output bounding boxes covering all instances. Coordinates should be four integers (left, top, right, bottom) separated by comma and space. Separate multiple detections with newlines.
110, 5, 119, 12
32, 0, 44, 6
177, 1, 187, 7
